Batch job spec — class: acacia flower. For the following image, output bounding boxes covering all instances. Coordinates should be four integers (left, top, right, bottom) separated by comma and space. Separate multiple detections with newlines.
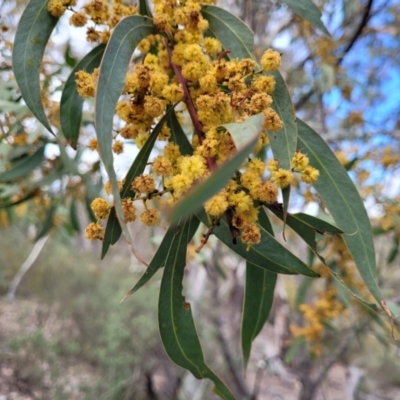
75, 70, 96, 98
70, 12, 87, 27
179, 155, 207, 180
261, 49, 281, 71
252, 75, 276, 94
152, 155, 173, 176
241, 224, 261, 250
301, 167, 320, 184
255, 181, 279, 204
204, 192, 229, 216
248, 158, 265, 176
271, 168, 293, 188
263, 108, 283, 131
112, 140, 124, 154
48, 0, 66, 18
132, 175, 156, 194
91, 198, 110, 220
291, 151, 309, 172
140, 209, 160, 226
85, 222, 104, 241
121, 198, 136, 222
87, 138, 98, 151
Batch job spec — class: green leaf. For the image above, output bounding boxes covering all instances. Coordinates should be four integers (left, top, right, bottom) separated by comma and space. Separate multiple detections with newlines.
268, 72, 298, 172
12, 0, 58, 133
267, 71, 298, 223
60, 44, 105, 148
279, 0, 330, 36
58, 144, 79, 175
267, 206, 343, 250
139, 0, 152, 17
95, 15, 154, 247
241, 206, 277, 367
344, 157, 358, 171
297, 119, 382, 304
168, 111, 193, 156
171, 113, 264, 223
36, 202, 56, 240
65, 44, 78, 68
0, 189, 38, 209
241, 262, 277, 368
202, 5, 254, 59
101, 207, 122, 259
196, 210, 318, 277
158, 217, 236, 400
127, 216, 200, 296
70, 199, 80, 232
0, 146, 45, 182
387, 239, 399, 264
101, 108, 174, 258
85, 196, 97, 223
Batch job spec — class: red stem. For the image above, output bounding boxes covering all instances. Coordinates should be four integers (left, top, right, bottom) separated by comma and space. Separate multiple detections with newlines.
165, 38, 217, 171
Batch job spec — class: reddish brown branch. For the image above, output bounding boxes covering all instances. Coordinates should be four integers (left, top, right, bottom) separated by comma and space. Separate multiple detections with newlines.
218, 49, 231, 62
226, 209, 240, 245
165, 38, 205, 139
164, 37, 218, 171
196, 224, 216, 253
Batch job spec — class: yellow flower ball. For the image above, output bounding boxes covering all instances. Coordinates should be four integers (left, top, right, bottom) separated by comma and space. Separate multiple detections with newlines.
204, 192, 229, 216
131, 175, 156, 194
70, 12, 87, 27
152, 155, 173, 176
48, 0, 66, 18
241, 224, 261, 249
260, 48, 281, 72
85, 222, 104, 241
271, 168, 293, 188
121, 198, 136, 222
301, 167, 320, 184
140, 209, 160, 226
91, 198, 111, 220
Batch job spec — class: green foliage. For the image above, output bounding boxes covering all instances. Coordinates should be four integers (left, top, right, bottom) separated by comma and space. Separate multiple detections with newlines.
279, 0, 330, 36
12, 0, 58, 133
158, 216, 236, 399
242, 261, 277, 368
197, 208, 318, 276
297, 119, 382, 304
127, 217, 200, 296
60, 44, 105, 148
9, 1, 390, 398
0, 145, 45, 182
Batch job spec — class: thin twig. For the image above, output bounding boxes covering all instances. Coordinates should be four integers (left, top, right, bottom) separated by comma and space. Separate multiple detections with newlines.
164, 37, 218, 172
295, 0, 374, 110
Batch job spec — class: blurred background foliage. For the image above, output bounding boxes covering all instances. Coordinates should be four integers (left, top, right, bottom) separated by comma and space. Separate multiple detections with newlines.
1, 0, 400, 399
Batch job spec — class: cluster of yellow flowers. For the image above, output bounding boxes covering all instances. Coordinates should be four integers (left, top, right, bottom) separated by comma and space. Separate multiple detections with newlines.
60, 0, 320, 245
48, 0, 138, 43
290, 285, 345, 356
